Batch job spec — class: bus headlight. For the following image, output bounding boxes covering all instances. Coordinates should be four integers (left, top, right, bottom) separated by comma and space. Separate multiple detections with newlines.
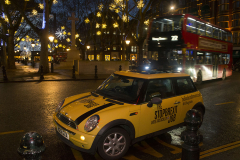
55, 100, 65, 113
84, 115, 100, 132
145, 66, 150, 70
177, 67, 182, 71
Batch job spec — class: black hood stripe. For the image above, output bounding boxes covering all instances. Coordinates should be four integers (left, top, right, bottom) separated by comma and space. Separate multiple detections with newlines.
75, 103, 114, 125
62, 95, 91, 110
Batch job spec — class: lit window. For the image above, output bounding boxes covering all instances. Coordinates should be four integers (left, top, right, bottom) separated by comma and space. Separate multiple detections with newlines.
113, 47, 116, 50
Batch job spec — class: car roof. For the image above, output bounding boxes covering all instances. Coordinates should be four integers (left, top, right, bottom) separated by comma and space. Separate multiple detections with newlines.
114, 71, 190, 79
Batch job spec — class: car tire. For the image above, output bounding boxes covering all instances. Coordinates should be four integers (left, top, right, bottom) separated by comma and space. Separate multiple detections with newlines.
97, 127, 130, 160
222, 69, 226, 80
196, 71, 202, 85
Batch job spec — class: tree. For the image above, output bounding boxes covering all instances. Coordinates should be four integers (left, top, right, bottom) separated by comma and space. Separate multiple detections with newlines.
0, 0, 25, 69
13, 0, 55, 73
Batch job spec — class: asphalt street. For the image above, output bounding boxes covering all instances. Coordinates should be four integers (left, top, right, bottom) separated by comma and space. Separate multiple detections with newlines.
1, 72, 240, 160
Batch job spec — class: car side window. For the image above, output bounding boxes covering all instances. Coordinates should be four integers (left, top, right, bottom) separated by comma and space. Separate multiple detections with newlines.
175, 78, 196, 95
144, 79, 174, 102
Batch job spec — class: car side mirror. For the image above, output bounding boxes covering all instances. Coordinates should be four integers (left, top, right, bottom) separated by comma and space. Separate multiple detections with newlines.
147, 97, 162, 107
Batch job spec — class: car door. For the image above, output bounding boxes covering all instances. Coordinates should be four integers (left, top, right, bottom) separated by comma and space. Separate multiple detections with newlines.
138, 78, 183, 137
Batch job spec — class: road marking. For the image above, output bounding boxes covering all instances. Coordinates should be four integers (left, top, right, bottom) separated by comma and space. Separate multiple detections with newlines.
71, 148, 83, 160
123, 154, 141, 160
215, 102, 234, 105
133, 141, 163, 158
176, 141, 240, 160
154, 137, 182, 154
0, 130, 24, 135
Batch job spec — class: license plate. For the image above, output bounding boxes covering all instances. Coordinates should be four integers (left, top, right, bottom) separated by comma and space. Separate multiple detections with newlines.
57, 126, 69, 140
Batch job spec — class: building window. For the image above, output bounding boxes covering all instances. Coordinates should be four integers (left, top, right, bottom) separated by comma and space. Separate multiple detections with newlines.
113, 31, 116, 35
107, 31, 109, 34
219, 4, 229, 11
218, 16, 229, 21
131, 46, 137, 52
105, 55, 110, 61
219, 22, 229, 28
113, 47, 116, 50
88, 55, 94, 61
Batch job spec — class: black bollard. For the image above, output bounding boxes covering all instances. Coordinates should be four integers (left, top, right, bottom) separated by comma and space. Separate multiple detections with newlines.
51, 62, 54, 73
72, 65, 76, 79
181, 109, 203, 160
40, 65, 44, 80
17, 131, 45, 160
2, 66, 8, 82
119, 65, 122, 71
95, 65, 98, 79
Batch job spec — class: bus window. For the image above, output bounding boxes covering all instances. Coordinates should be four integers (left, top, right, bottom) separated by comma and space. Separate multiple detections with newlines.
222, 54, 230, 64
213, 27, 220, 39
187, 17, 196, 33
151, 15, 184, 33
219, 54, 223, 64
196, 21, 206, 36
206, 24, 212, 37
196, 52, 204, 64
222, 31, 227, 41
205, 53, 212, 64
227, 32, 232, 42
186, 50, 195, 67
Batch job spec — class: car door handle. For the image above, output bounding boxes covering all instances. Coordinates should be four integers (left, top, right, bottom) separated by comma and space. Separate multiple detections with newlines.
174, 101, 181, 104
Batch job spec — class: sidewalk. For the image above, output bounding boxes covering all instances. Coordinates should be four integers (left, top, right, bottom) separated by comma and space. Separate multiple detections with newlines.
0, 62, 110, 82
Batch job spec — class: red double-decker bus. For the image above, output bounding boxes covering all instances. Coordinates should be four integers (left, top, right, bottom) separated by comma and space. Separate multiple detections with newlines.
147, 14, 233, 84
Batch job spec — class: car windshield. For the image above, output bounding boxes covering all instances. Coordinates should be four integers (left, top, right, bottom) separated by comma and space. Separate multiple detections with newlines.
95, 74, 144, 103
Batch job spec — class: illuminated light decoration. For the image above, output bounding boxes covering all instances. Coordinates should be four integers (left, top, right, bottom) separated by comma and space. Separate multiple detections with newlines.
63, 45, 66, 48
4, 17, 9, 23
122, 15, 129, 22
97, 12, 101, 17
52, 47, 55, 50
32, 39, 35, 41
36, 43, 38, 46
115, 8, 120, 13
67, 32, 71, 35
15, 44, 18, 47
79, 39, 82, 42
63, 31, 66, 35
5, 0, 11, 5
75, 34, 79, 39
102, 24, 107, 28
17, 37, 20, 41
21, 17, 24, 23
14, 31, 17, 35
113, 22, 119, 28
25, 0, 30, 1
48, 44, 50, 48
109, 3, 116, 10
98, 3, 104, 11
37, 39, 39, 41
85, 18, 90, 23
96, 23, 100, 28
53, 0, 58, 4
32, 9, 38, 15
39, 3, 44, 10
59, 44, 62, 47
55, 45, 58, 48
21, 38, 25, 41
144, 19, 149, 25
18, 45, 20, 48
97, 31, 101, 35
29, 38, 32, 42
54, 39, 58, 43
55, 28, 67, 40
26, 35, 29, 38
66, 38, 70, 42
137, 0, 144, 9
61, 26, 65, 30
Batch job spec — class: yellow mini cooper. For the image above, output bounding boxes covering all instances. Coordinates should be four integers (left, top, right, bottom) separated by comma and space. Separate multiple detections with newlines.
53, 71, 205, 160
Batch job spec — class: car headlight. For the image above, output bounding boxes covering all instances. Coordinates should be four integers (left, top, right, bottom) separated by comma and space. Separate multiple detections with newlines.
177, 67, 182, 71
145, 66, 150, 70
55, 100, 65, 113
84, 115, 100, 132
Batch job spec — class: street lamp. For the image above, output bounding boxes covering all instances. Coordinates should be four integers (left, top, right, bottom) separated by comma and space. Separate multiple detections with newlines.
86, 46, 90, 60
31, 42, 35, 68
125, 40, 130, 60
24, 45, 27, 62
48, 35, 55, 53
87, 45, 90, 49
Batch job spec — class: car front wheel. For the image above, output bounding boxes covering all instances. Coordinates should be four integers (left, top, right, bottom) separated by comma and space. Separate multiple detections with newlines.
97, 127, 130, 160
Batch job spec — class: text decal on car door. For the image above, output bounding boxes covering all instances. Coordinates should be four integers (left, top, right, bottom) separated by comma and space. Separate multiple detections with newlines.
151, 105, 178, 124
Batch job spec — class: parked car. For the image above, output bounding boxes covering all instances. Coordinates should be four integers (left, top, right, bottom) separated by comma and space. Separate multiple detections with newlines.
53, 70, 205, 160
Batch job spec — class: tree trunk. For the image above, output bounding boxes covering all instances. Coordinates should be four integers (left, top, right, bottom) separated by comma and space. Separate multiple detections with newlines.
2, 39, 7, 67
8, 29, 16, 69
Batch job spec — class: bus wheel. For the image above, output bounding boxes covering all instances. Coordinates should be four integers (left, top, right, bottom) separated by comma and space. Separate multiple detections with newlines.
222, 69, 226, 80
196, 72, 202, 85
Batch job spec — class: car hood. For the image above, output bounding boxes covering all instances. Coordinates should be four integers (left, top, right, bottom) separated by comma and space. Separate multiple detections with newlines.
59, 92, 119, 122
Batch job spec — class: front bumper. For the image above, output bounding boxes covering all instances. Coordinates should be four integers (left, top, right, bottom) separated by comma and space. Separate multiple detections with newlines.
53, 115, 101, 155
